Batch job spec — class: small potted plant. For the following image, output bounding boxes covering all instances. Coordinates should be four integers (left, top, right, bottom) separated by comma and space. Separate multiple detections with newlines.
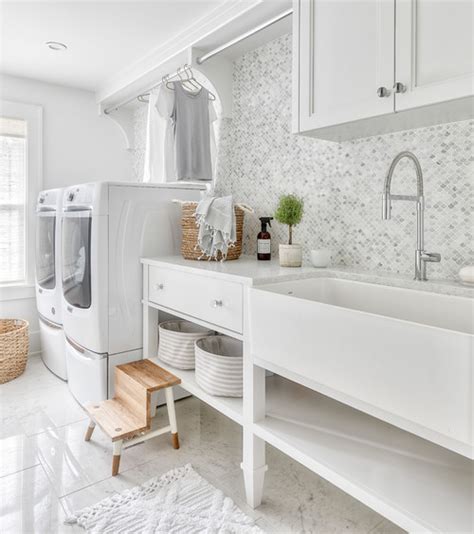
274, 194, 304, 267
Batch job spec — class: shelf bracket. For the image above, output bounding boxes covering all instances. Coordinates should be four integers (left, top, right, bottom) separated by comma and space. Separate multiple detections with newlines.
99, 105, 135, 150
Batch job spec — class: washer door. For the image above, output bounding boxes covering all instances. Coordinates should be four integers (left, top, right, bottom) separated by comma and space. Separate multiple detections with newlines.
62, 211, 91, 309
61, 209, 108, 354
65, 336, 107, 406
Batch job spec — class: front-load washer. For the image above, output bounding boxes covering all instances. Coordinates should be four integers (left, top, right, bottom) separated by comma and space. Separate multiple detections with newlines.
61, 181, 204, 405
35, 188, 67, 380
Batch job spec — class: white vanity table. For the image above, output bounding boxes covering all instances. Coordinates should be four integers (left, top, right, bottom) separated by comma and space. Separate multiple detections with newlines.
141, 255, 473, 534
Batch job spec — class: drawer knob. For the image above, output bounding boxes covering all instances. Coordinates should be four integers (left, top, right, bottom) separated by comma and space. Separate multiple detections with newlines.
212, 299, 223, 308
377, 86, 390, 98
393, 81, 406, 93
154, 283, 164, 290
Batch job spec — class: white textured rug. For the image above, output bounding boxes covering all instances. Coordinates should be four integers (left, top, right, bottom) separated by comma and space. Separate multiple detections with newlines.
66, 464, 262, 533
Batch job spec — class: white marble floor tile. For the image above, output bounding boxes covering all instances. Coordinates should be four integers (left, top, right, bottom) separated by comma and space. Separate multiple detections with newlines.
34, 399, 229, 499
0, 434, 39, 478
215, 445, 404, 534
0, 360, 86, 440
0, 356, 61, 397
0, 464, 64, 534
3, 359, 406, 534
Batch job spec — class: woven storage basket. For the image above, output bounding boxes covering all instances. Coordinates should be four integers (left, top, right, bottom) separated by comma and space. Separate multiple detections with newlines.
0, 319, 29, 384
181, 202, 245, 261
195, 335, 243, 397
158, 320, 214, 370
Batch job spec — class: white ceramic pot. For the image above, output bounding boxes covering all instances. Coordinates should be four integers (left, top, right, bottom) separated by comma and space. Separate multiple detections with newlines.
459, 265, 474, 285
279, 244, 302, 267
310, 248, 331, 268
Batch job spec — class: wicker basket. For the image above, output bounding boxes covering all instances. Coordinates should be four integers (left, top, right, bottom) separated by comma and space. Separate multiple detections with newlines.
180, 202, 245, 261
0, 319, 29, 384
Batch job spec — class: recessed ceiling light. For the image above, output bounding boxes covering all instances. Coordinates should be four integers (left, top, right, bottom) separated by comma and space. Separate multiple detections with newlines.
45, 41, 67, 51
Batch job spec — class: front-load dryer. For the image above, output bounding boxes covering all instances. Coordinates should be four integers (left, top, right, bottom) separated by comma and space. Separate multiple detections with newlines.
35, 188, 67, 380
61, 181, 204, 405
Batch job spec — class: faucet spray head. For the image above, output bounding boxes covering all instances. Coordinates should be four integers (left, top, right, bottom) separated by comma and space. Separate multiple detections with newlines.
382, 194, 391, 220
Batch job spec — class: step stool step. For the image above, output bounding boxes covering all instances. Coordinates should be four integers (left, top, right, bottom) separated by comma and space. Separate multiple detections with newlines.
86, 399, 148, 441
116, 359, 181, 392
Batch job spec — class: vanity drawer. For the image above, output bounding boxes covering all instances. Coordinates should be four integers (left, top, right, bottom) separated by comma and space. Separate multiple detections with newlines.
148, 266, 243, 333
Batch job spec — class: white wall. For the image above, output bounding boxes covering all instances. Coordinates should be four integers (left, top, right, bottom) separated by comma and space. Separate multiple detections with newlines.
0, 74, 132, 188
0, 74, 133, 354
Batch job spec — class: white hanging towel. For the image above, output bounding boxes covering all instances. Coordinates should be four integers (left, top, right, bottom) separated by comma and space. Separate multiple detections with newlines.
195, 195, 236, 260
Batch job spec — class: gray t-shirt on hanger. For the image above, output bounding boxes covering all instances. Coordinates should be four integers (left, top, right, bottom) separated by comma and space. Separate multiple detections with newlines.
172, 81, 213, 181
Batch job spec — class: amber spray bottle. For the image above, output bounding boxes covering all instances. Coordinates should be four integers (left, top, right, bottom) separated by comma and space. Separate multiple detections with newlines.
257, 217, 273, 260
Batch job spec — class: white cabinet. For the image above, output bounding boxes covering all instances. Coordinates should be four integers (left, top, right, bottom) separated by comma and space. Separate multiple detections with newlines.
148, 265, 244, 334
293, 0, 474, 140
294, 0, 395, 132
395, 0, 474, 111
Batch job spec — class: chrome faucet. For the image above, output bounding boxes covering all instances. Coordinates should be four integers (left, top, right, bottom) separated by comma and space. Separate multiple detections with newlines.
382, 151, 441, 281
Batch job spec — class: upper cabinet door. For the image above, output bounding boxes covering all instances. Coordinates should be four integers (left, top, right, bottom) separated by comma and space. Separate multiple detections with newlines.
395, 0, 474, 111
294, 0, 395, 133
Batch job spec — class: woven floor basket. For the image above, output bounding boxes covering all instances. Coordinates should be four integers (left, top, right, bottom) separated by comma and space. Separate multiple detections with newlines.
0, 319, 29, 384
181, 202, 245, 261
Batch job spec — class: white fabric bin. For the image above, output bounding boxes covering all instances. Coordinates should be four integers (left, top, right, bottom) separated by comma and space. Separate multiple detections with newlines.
195, 336, 243, 397
158, 321, 213, 370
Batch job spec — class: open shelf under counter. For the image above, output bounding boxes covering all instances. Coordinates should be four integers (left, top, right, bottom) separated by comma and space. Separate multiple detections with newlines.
151, 357, 243, 426
258, 376, 472, 534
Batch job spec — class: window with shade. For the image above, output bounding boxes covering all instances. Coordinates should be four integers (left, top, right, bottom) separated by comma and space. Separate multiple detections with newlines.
0, 101, 42, 294
0, 117, 27, 284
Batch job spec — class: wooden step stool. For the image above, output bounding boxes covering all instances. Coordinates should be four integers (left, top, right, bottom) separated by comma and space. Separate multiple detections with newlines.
83, 359, 181, 476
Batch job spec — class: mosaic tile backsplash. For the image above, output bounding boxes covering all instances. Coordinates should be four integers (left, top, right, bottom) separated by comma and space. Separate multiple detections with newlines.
132, 33, 473, 281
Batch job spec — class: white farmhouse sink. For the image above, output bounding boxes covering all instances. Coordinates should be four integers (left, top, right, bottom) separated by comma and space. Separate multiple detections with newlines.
249, 277, 473, 458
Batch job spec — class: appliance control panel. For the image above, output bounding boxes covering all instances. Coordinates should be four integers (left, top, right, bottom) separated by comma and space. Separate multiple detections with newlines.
63, 183, 96, 211
36, 188, 62, 211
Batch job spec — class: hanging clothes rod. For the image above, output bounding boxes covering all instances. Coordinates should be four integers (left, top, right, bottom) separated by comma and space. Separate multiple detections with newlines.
196, 8, 293, 65
103, 8, 293, 114
103, 67, 185, 114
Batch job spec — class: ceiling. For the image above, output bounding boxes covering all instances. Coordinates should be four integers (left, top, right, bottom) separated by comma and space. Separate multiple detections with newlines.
0, 1, 233, 91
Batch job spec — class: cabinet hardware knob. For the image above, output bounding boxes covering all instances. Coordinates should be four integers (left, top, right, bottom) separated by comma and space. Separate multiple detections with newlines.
393, 82, 406, 93
377, 86, 390, 98
212, 299, 223, 308
154, 283, 164, 290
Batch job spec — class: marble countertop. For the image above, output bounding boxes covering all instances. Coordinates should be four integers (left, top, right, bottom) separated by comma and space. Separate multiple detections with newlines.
141, 255, 474, 297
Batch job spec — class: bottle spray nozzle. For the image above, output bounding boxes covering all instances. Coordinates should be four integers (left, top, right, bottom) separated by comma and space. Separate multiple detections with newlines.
259, 217, 273, 231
